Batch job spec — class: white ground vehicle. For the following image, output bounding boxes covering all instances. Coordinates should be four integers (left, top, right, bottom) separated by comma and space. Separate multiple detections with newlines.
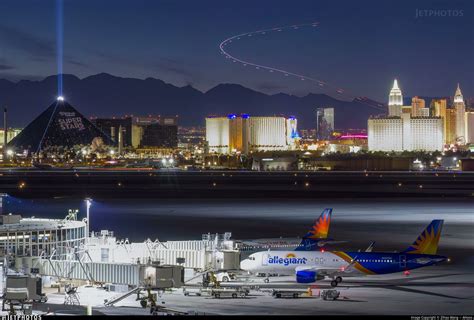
182, 287, 203, 297
320, 289, 340, 300
271, 289, 305, 299
211, 288, 248, 299
215, 272, 235, 282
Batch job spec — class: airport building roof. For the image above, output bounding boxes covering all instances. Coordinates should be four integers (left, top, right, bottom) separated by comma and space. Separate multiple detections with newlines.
0, 215, 85, 233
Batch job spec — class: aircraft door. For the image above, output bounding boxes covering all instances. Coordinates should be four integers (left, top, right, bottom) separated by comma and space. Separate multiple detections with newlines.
262, 253, 270, 266
399, 255, 406, 268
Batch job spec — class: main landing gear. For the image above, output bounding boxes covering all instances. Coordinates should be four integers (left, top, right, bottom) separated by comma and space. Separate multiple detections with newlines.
331, 276, 343, 287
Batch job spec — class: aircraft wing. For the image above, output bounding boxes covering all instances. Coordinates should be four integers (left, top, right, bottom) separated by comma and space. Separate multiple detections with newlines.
295, 266, 358, 278
317, 240, 348, 247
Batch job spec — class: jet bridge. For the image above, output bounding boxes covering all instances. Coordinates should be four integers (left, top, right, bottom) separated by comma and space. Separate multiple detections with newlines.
16, 256, 183, 287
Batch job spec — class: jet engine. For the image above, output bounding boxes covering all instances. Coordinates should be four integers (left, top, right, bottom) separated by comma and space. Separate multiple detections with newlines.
296, 270, 320, 283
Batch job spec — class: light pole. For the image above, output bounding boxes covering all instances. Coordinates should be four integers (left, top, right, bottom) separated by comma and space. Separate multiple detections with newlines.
85, 198, 92, 238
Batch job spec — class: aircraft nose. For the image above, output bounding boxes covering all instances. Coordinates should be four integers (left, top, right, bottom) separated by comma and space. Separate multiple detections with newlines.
240, 259, 252, 271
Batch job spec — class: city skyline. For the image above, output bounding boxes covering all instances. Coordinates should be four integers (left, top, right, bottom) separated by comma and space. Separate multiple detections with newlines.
0, 73, 470, 129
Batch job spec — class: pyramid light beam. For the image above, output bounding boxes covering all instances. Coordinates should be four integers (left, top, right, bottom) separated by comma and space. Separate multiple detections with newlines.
56, 0, 64, 97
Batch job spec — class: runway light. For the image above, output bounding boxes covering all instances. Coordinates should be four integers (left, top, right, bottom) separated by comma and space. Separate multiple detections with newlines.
57, 96, 64, 101
404, 270, 410, 276
447, 257, 451, 263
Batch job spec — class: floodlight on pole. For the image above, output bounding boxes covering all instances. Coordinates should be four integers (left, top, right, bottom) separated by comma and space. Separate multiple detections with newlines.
85, 198, 92, 238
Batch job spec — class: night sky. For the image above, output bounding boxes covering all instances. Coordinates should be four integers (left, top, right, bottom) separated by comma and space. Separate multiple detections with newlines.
0, 0, 472, 102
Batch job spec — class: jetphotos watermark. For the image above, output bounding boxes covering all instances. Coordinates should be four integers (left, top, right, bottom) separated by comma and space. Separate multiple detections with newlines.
415, 8, 464, 18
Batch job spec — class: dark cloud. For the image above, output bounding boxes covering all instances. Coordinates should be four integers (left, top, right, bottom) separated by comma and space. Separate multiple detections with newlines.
0, 24, 55, 58
153, 58, 194, 78
95, 52, 198, 82
66, 59, 89, 68
0, 58, 15, 71
0, 64, 15, 71
0, 72, 43, 82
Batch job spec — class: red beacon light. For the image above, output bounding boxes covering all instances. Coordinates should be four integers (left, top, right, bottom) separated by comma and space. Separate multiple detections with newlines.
404, 270, 410, 276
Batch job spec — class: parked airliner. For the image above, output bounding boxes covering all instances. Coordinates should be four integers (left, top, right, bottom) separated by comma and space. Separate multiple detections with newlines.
238, 208, 344, 251
240, 220, 446, 286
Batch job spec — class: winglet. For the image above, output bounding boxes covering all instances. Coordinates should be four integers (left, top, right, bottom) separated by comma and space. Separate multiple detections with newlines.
365, 241, 375, 252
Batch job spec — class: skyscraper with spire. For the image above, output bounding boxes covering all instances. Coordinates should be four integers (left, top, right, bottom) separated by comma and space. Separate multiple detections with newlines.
368, 79, 444, 152
388, 79, 403, 117
453, 83, 466, 144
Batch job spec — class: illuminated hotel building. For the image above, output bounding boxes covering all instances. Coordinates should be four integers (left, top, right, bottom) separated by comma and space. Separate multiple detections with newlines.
431, 98, 448, 143
368, 117, 403, 151
453, 84, 466, 144
205, 117, 230, 154
368, 80, 443, 152
445, 109, 457, 145
247, 116, 287, 152
411, 96, 429, 117
465, 111, 474, 144
368, 115, 443, 152
315, 108, 334, 140
0, 128, 22, 148
431, 98, 447, 117
206, 115, 298, 154
388, 79, 403, 117
228, 115, 248, 153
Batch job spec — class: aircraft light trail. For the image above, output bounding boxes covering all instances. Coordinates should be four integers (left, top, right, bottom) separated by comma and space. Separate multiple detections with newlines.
219, 22, 386, 112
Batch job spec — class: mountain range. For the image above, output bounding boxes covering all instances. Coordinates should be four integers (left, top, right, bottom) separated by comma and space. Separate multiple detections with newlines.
0, 73, 387, 129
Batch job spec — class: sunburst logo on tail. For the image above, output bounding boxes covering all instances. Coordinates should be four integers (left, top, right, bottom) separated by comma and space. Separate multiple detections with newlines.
404, 220, 443, 255
307, 209, 332, 239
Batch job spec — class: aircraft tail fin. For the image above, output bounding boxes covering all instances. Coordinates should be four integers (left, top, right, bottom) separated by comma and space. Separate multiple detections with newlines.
295, 208, 332, 251
304, 208, 332, 240
403, 220, 444, 255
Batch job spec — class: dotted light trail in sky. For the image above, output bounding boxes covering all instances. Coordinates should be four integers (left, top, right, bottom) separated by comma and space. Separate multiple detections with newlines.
219, 22, 386, 112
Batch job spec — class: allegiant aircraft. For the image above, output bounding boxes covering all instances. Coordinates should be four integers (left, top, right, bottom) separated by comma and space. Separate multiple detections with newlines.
240, 220, 446, 287
238, 208, 344, 251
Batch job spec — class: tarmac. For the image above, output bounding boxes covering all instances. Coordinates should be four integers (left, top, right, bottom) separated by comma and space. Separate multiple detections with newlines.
35, 264, 473, 315
0, 198, 472, 315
